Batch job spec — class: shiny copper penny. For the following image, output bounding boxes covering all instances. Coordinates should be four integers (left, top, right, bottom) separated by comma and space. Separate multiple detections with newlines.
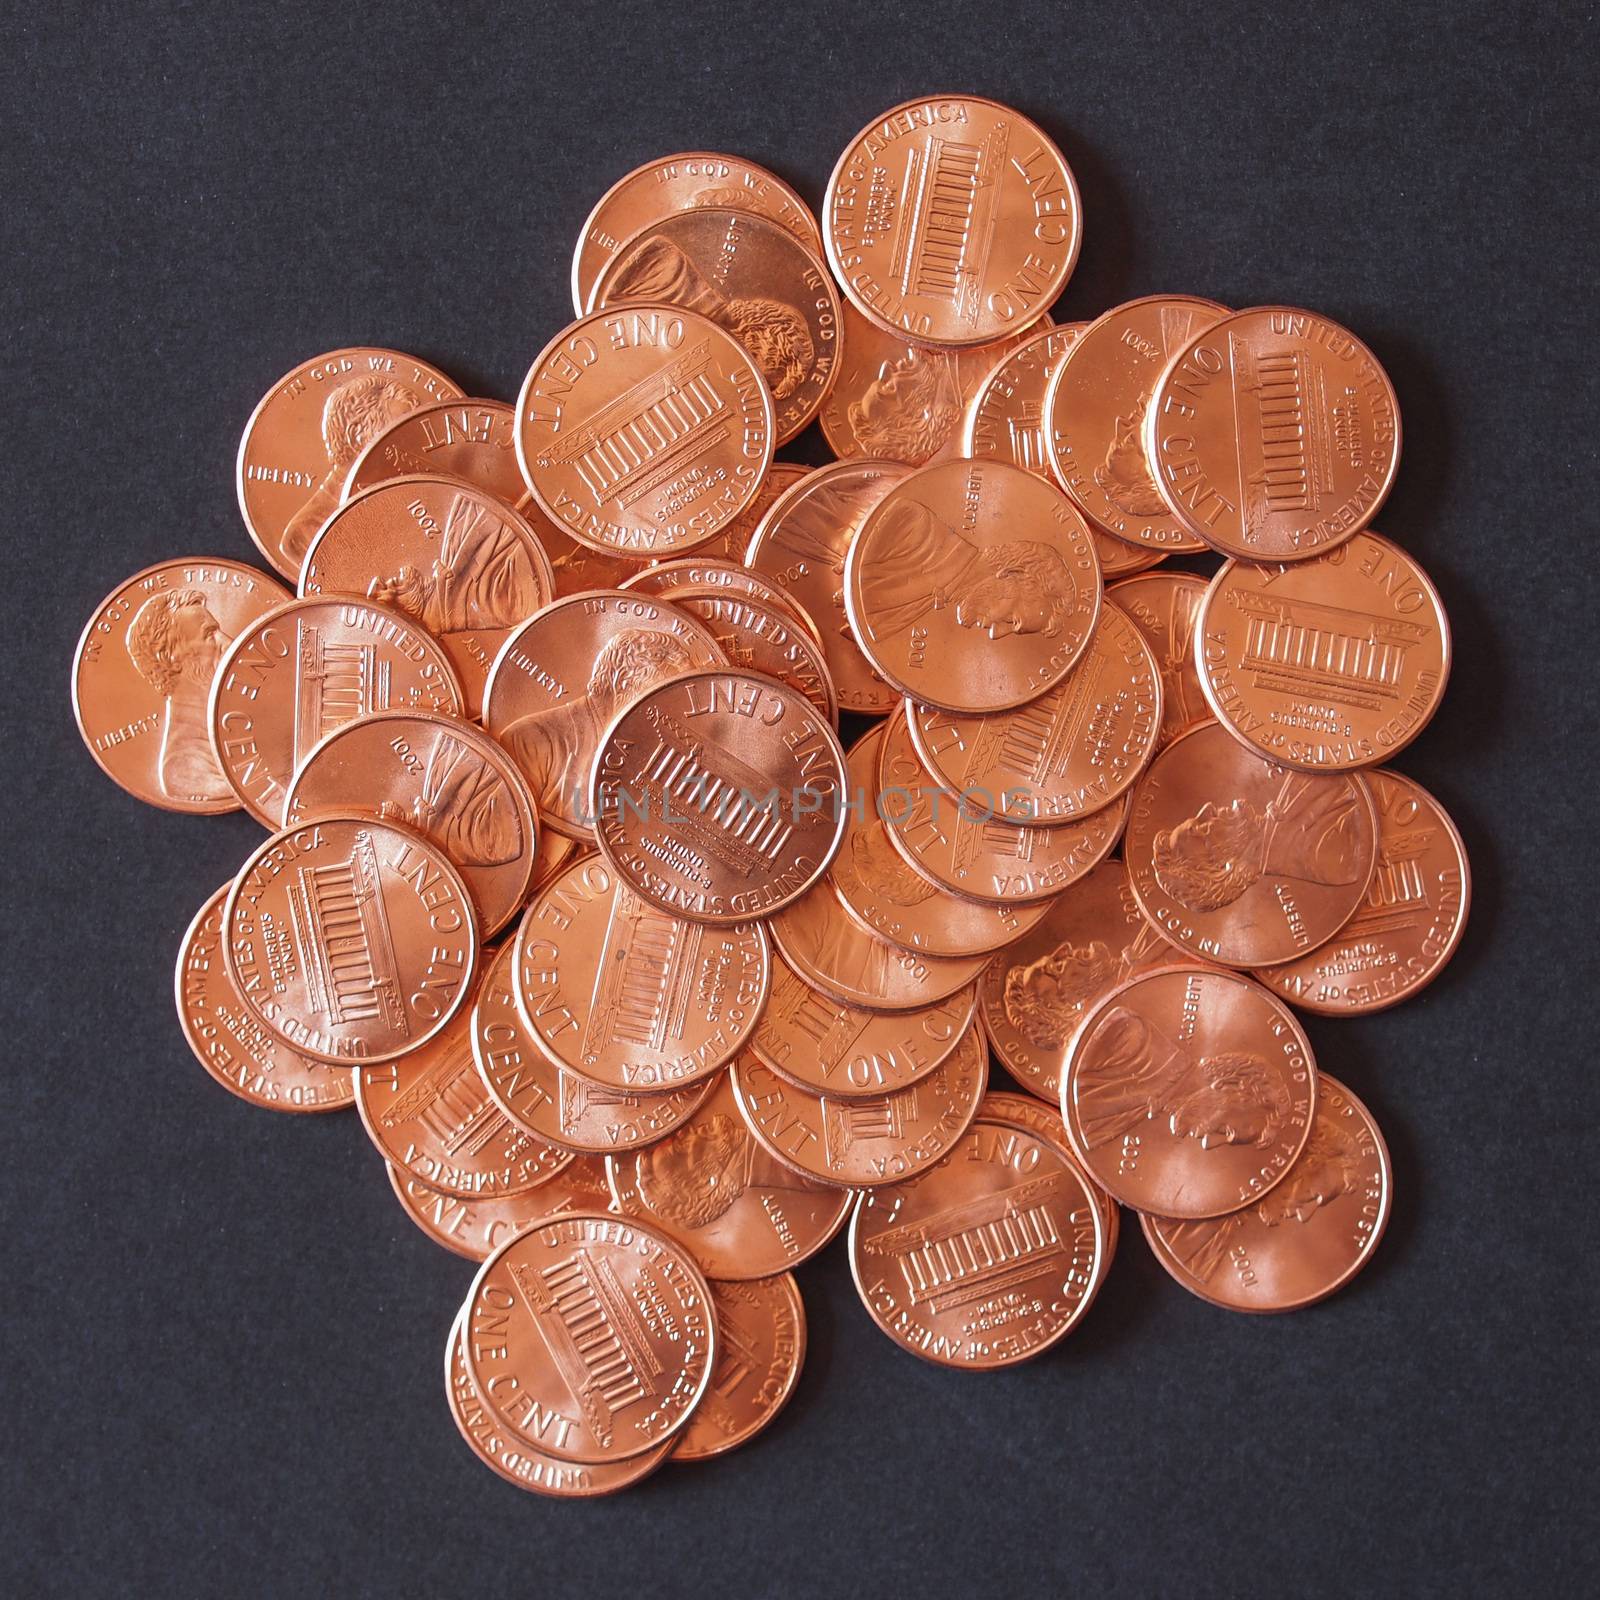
620, 545, 820, 643
846, 459, 1102, 713
237, 347, 462, 580
572, 152, 822, 317
1195, 530, 1451, 771
751, 947, 979, 1098
174, 885, 355, 1113
1045, 295, 1229, 552
471, 942, 715, 1153
72, 558, 291, 813
979, 860, 1185, 1103
674, 1274, 806, 1461
345, 398, 524, 507
1062, 966, 1317, 1217
878, 706, 1123, 904
464, 1210, 715, 1464
906, 596, 1162, 824
512, 855, 768, 1090
283, 711, 539, 939
824, 96, 1080, 346
730, 1023, 987, 1188
1142, 1071, 1390, 1311
605, 1073, 853, 1278
849, 1115, 1103, 1367
1256, 769, 1469, 1014
481, 589, 724, 839
208, 595, 463, 827
1107, 572, 1211, 750
1146, 305, 1402, 560
1124, 720, 1379, 967
515, 305, 774, 557
592, 669, 848, 924
592, 209, 841, 444
300, 476, 555, 716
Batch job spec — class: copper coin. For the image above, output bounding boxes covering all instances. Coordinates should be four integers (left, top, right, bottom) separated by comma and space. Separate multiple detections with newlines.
1061, 966, 1317, 1217
878, 705, 1123, 904
220, 814, 479, 1065
620, 545, 820, 643
481, 589, 724, 839
979, 860, 1185, 1103
572, 151, 822, 317
515, 305, 774, 557
906, 595, 1162, 824
512, 854, 768, 1090
529, 829, 579, 896
471, 941, 716, 1154
824, 95, 1080, 346
1195, 530, 1451, 771
674, 1274, 806, 1462
208, 595, 463, 827
605, 1074, 853, 1278
237, 347, 462, 580
300, 476, 555, 716
1107, 572, 1211, 750
848, 1115, 1104, 1367
592, 669, 848, 924
515, 493, 643, 596
643, 462, 812, 571
464, 1210, 715, 1464
730, 1023, 987, 1188
1044, 295, 1229, 552
744, 459, 912, 714
751, 947, 979, 1098
845, 459, 1102, 713
1124, 720, 1379, 967
72, 558, 291, 813
1141, 1071, 1391, 1311
592, 209, 841, 445
345, 397, 524, 507
1146, 305, 1402, 560
174, 885, 354, 1114
1256, 769, 1469, 1014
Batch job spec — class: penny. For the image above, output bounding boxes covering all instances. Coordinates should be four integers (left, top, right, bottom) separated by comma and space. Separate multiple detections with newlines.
906, 596, 1162, 824
529, 830, 579, 896
237, 347, 462, 580
300, 476, 556, 716
512, 854, 768, 1090
674, 1274, 806, 1461
481, 589, 725, 840
515, 305, 774, 557
848, 1116, 1104, 1367
284, 710, 540, 939
979, 860, 1184, 1103
174, 885, 354, 1114
344, 397, 524, 507
1061, 965, 1317, 1217
464, 1210, 715, 1464
1194, 530, 1451, 771
845, 459, 1102, 713
471, 942, 716, 1153
620, 544, 820, 644
730, 1023, 987, 1188
515, 494, 643, 596
592, 208, 841, 444
1256, 769, 1469, 1014
591, 669, 848, 923
824, 95, 1081, 346
1123, 720, 1379, 967
72, 558, 291, 813
1044, 294, 1229, 552
751, 948, 979, 1098
1146, 305, 1402, 560
1141, 1072, 1391, 1312
877, 705, 1123, 904
572, 151, 822, 317
1107, 572, 1211, 749
208, 595, 463, 827
605, 1074, 853, 1279
221, 814, 479, 1065
666, 461, 813, 569
744, 459, 912, 713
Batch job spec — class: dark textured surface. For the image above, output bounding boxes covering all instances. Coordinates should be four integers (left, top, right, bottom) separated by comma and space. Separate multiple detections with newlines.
4, 3, 1595, 1595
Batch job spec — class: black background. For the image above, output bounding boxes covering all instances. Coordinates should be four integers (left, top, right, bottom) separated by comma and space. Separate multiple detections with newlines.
5, 3, 1595, 1595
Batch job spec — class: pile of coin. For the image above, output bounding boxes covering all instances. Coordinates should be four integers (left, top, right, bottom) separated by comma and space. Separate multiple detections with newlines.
72, 94, 1468, 1494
